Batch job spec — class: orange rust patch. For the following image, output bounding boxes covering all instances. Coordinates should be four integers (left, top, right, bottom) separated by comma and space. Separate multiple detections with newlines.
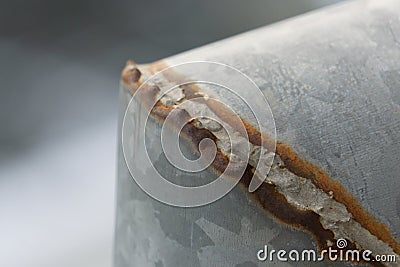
121, 60, 142, 88
129, 77, 340, 259
275, 142, 400, 254
209, 89, 400, 254
121, 60, 400, 257
142, 105, 383, 266
240, 176, 384, 267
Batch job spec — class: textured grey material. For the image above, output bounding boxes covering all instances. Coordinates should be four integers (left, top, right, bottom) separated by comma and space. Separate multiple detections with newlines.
115, 0, 400, 266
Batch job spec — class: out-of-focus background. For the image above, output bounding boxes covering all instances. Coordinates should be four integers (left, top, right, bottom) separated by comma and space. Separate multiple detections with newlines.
0, 1, 344, 266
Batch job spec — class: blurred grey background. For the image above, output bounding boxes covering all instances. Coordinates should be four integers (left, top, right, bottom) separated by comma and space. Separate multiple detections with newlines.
0, 1, 343, 266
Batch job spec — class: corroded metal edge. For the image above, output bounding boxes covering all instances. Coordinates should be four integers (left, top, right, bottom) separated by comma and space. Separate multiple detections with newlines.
121, 60, 400, 266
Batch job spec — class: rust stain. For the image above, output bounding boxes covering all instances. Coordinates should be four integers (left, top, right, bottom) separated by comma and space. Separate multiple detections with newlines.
121, 60, 142, 85
275, 142, 400, 255
121, 60, 400, 264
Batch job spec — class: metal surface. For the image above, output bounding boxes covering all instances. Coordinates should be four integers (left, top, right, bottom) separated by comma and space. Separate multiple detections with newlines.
114, 0, 400, 266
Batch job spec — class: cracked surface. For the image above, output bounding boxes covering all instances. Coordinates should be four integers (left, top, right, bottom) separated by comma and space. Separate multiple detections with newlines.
120, 59, 399, 266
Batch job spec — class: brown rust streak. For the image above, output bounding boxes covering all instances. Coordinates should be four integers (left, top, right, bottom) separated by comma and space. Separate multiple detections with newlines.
275, 142, 400, 255
121, 60, 400, 260
142, 60, 400, 255
240, 173, 384, 267
205, 92, 400, 253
